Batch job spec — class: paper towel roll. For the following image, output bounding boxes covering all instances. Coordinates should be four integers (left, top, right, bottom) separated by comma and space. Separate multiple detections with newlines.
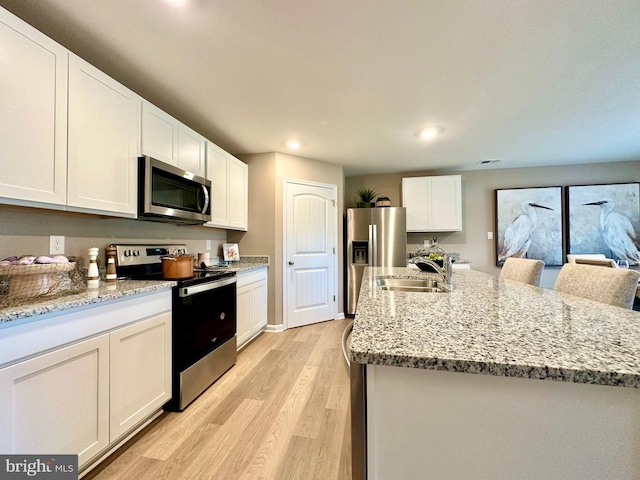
197, 252, 210, 266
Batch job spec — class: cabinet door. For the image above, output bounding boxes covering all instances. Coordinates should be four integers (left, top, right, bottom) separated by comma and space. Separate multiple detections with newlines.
0, 334, 110, 468
205, 143, 230, 227
403, 177, 431, 232
228, 156, 248, 231
67, 54, 140, 217
236, 284, 253, 348
177, 124, 206, 176
251, 279, 268, 332
141, 100, 179, 165
402, 175, 462, 232
429, 175, 462, 231
0, 9, 67, 206
109, 312, 172, 441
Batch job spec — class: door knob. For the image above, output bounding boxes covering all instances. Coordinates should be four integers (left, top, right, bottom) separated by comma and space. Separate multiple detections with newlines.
288, 261, 295, 265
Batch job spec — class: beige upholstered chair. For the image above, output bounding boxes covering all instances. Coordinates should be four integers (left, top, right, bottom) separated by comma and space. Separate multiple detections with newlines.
500, 258, 545, 286
553, 263, 640, 309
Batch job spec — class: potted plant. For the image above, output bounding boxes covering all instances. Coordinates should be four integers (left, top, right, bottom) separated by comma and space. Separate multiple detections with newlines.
355, 187, 377, 208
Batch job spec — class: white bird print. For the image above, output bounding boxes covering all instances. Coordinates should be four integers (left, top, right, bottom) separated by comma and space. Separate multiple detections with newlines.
583, 199, 640, 264
499, 201, 553, 262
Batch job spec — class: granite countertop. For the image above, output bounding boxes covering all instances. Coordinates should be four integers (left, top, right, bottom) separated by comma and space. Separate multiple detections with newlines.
221, 256, 270, 274
0, 256, 270, 326
0, 279, 175, 325
350, 267, 640, 388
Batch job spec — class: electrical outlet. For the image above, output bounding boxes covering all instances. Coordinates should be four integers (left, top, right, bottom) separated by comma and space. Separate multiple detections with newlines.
206, 240, 211, 250
487, 231, 494, 240
50, 235, 65, 255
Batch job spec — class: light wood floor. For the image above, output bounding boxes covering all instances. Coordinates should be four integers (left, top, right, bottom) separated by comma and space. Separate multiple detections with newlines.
86, 318, 352, 480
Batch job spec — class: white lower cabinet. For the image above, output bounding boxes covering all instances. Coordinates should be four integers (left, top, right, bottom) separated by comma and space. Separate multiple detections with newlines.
109, 312, 171, 442
0, 291, 172, 471
0, 334, 110, 467
236, 268, 268, 348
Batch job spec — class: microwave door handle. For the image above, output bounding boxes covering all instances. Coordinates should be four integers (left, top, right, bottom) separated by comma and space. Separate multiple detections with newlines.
200, 185, 210, 214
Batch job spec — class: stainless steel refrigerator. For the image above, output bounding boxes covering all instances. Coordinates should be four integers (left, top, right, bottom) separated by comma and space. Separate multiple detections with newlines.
346, 207, 407, 314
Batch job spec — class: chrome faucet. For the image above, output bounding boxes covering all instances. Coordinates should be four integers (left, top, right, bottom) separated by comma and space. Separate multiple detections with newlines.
416, 255, 453, 285
412, 244, 454, 285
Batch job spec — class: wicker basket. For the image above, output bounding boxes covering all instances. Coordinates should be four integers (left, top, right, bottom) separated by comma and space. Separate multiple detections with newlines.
0, 262, 77, 298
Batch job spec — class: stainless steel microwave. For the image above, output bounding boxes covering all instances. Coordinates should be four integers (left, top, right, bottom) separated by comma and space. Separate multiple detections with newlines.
138, 156, 211, 224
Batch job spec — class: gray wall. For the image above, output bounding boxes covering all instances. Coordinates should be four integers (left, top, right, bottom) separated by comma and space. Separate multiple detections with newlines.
0, 205, 227, 268
345, 160, 640, 288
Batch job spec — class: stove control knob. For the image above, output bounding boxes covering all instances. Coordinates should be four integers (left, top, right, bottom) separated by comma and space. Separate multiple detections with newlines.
124, 249, 131, 257
132, 250, 140, 257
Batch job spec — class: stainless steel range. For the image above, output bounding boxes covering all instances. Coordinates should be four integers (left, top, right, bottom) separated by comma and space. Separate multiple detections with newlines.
113, 244, 237, 411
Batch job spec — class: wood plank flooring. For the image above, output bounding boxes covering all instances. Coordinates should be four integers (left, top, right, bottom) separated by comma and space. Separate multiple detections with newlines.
85, 319, 352, 480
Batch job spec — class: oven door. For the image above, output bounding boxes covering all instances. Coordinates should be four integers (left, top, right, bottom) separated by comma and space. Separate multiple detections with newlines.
139, 156, 211, 224
172, 276, 236, 372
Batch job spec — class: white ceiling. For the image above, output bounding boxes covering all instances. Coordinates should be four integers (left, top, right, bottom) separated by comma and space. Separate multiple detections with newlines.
2, 0, 640, 176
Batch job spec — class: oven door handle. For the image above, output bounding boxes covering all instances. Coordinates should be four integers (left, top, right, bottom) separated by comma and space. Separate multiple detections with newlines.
179, 276, 236, 297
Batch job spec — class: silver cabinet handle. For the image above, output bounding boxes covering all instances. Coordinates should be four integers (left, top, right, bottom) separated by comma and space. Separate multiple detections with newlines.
288, 261, 295, 265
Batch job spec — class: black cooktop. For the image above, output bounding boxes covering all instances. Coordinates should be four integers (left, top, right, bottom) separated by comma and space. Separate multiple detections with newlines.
112, 243, 236, 288
117, 265, 236, 288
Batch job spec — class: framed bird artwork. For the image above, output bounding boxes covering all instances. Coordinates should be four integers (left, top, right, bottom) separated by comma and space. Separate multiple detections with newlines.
567, 182, 640, 266
495, 186, 564, 266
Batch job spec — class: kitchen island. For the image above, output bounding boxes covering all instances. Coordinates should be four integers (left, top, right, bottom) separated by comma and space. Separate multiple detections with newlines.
350, 267, 640, 480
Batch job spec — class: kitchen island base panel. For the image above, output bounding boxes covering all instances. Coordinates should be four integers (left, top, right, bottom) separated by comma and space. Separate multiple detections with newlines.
367, 364, 640, 480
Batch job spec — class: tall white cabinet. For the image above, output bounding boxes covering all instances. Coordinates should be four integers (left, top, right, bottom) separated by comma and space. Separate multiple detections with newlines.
402, 175, 462, 232
0, 9, 68, 207
205, 143, 248, 231
141, 100, 206, 177
67, 54, 140, 217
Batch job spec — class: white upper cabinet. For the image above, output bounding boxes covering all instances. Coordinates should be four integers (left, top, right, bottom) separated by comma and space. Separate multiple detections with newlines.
67, 54, 140, 217
177, 124, 206, 177
402, 175, 462, 232
205, 142, 248, 231
0, 8, 68, 207
141, 101, 178, 165
141, 100, 206, 177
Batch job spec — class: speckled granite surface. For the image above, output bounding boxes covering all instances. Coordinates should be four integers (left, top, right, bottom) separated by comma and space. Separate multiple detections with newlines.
0, 280, 175, 325
0, 257, 269, 325
350, 267, 640, 388
224, 257, 270, 273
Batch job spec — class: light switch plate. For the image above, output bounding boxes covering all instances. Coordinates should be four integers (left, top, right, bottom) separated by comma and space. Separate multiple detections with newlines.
487, 232, 494, 240
50, 235, 65, 254
206, 240, 211, 250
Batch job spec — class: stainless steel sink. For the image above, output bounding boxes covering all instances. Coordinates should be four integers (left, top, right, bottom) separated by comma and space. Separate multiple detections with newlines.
376, 277, 450, 293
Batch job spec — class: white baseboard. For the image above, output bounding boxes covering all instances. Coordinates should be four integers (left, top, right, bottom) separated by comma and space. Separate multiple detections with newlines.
335, 312, 345, 320
264, 323, 285, 333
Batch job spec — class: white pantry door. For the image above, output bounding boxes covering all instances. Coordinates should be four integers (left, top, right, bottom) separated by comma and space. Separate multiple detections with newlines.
284, 179, 337, 329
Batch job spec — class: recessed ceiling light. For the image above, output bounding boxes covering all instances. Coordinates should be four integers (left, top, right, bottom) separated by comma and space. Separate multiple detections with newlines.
286, 140, 301, 150
164, 0, 187, 7
417, 126, 443, 141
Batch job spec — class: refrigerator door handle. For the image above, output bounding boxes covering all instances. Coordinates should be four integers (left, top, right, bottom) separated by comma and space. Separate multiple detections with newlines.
368, 225, 373, 266
372, 224, 377, 267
